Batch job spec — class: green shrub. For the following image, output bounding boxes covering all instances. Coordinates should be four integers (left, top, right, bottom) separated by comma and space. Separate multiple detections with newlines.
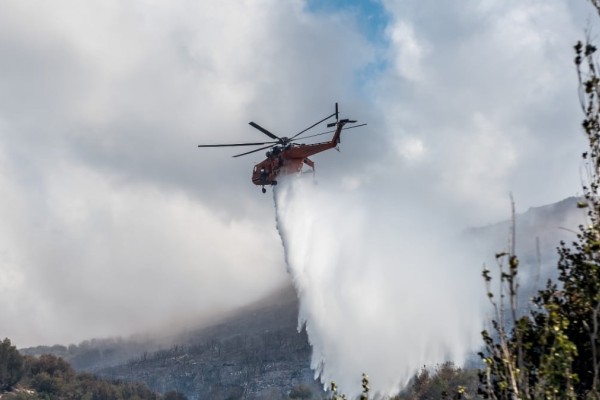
0, 338, 25, 391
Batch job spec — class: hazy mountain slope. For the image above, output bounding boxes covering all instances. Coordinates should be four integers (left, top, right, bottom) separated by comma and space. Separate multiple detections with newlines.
469, 197, 585, 276
96, 285, 321, 400
19, 336, 165, 372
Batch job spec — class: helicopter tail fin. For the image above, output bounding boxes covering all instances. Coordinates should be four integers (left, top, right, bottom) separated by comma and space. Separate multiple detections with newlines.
331, 119, 354, 145
332, 123, 342, 145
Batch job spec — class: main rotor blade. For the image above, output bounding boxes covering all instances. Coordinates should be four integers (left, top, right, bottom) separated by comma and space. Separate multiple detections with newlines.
292, 123, 367, 141
232, 144, 276, 158
290, 112, 337, 140
198, 141, 277, 148
249, 122, 280, 140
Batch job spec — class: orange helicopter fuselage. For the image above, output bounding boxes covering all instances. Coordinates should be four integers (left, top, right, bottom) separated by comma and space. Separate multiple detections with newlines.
251, 122, 344, 187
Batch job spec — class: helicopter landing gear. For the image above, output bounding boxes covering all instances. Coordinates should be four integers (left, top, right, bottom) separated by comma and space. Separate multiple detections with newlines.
261, 187, 266, 194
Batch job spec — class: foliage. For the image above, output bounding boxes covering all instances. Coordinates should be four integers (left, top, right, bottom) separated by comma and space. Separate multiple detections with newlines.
327, 373, 371, 400
21, 354, 166, 399
0, 347, 188, 400
328, 381, 347, 400
0, 338, 25, 392
360, 373, 370, 400
479, 251, 579, 399
326, 367, 477, 400
395, 362, 479, 400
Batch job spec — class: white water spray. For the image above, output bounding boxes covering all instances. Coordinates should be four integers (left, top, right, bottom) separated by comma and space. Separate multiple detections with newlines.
274, 176, 484, 397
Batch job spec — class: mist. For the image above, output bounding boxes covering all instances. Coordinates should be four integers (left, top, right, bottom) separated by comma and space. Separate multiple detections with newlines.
274, 174, 485, 397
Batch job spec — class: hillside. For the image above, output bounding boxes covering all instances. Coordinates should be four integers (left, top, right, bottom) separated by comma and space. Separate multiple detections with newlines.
96, 285, 320, 399
469, 197, 585, 277
19, 197, 588, 400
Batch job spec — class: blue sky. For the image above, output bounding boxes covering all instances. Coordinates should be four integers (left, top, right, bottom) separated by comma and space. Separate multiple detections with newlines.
304, 0, 390, 100
306, 0, 389, 45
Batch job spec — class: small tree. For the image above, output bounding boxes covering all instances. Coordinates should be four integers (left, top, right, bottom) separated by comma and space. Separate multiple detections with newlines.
328, 382, 347, 400
479, 250, 579, 399
0, 338, 25, 391
360, 373, 370, 400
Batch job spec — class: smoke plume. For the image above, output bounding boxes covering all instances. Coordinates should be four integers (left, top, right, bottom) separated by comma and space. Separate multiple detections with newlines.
274, 175, 484, 397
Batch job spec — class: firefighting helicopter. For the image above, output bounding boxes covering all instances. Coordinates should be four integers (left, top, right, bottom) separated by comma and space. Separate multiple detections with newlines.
198, 103, 365, 193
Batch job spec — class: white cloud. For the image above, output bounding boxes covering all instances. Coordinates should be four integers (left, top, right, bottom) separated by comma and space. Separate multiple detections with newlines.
388, 20, 429, 82
395, 136, 425, 162
377, 0, 587, 223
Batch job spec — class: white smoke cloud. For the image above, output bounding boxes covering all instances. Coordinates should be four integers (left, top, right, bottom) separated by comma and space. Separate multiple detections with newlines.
274, 175, 484, 397
0, 158, 288, 346
0, 0, 372, 347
